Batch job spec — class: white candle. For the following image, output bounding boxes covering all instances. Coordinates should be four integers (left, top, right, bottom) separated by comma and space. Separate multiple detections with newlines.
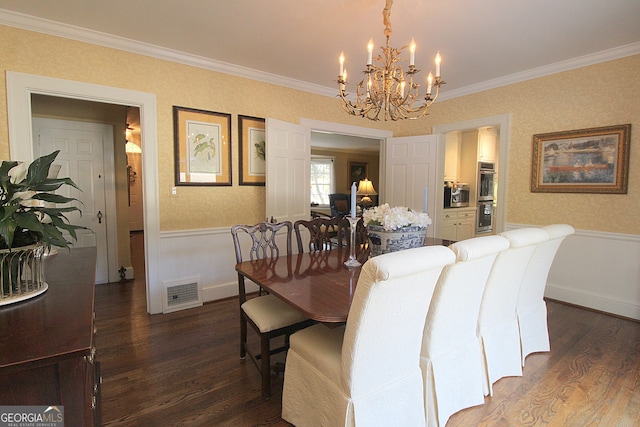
427, 72, 433, 95
351, 182, 357, 218
367, 39, 374, 65
340, 52, 345, 77
423, 185, 429, 213
435, 51, 441, 77
410, 39, 416, 66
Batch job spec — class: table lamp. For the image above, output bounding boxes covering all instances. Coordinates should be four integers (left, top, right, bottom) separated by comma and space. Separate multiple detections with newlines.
357, 178, 377, 207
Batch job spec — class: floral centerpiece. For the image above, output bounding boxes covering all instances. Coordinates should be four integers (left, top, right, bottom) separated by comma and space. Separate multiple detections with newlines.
362, 204, 431, 256
0, 150, 85, 304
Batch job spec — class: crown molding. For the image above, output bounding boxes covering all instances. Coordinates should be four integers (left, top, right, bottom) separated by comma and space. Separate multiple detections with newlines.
438, 42, 640, 101
0, 9, 337, 98
2, 9, 638, 102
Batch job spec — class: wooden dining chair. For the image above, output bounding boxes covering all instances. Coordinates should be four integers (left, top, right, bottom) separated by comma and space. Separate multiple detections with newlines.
230, 221, 315, 400
293, 216, 349, 253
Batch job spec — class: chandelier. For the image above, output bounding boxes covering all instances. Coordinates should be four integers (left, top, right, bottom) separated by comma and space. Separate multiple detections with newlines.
337, 0, 445, 121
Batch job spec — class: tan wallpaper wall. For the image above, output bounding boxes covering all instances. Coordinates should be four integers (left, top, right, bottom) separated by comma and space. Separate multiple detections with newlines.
1, 25, 638, 234
405, 56, 640, 234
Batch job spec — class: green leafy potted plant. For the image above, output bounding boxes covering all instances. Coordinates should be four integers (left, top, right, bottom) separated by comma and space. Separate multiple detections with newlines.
0, 150, 85, 304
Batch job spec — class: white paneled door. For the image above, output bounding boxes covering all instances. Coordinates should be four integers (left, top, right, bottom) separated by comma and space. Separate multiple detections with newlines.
265, 118, 310, 224
384, 134, 438, 237
33, 117, 117, 284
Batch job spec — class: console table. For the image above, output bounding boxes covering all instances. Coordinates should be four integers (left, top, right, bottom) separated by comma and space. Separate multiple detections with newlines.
0, 247, 100, 426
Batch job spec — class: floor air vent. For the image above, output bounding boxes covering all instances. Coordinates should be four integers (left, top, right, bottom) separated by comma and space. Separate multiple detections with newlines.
162, 277, 202, 313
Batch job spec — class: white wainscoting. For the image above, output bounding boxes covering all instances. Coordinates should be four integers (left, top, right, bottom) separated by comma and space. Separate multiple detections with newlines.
507, 224, 640, 321
157, 226, 278, 314
158, 225, 640, 320
158, 228, 240, 314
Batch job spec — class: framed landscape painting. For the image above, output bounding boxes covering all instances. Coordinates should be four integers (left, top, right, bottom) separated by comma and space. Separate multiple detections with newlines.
531, 124, 631, 193
238, 115, 266, 186
173, 106, 232, 186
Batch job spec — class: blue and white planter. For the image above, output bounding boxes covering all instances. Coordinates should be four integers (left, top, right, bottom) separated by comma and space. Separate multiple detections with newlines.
367, 225, 428, 257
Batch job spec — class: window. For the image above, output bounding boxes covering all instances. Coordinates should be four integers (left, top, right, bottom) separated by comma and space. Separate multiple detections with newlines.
310, 156, 334, 205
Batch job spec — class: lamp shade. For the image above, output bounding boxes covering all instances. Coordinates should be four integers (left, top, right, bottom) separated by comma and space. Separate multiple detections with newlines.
125, 141, 142, 154
356, 178, 377, 196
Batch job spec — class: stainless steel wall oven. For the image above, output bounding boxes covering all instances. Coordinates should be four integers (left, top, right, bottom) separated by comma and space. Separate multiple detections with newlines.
477, 162, 495, 233
477, 162, 495, 201
477, 201, 494, 233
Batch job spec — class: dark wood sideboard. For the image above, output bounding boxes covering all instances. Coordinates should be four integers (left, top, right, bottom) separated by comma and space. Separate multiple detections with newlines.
0, 247, 100, 426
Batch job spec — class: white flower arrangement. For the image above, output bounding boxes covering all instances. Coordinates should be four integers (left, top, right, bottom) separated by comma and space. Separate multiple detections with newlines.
362, 203, 432, 231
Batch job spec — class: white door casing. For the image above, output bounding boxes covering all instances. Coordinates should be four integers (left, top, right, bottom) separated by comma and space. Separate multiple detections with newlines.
265, 118, 310, 224
33, 117, 117, 284
385, 135, 438, 238
7, 71, 161, 314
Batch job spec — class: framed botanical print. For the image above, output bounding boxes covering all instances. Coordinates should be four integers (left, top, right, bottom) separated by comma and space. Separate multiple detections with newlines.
238, 115, 266, 185
531, 124, 631, 193
173, 106, 232, 186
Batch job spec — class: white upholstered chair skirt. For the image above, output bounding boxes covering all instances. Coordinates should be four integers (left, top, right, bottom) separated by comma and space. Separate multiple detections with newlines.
478, 227, 549, 396
421, 235, 509, 427
282, 245, 456, 427
517, 224, 574, 365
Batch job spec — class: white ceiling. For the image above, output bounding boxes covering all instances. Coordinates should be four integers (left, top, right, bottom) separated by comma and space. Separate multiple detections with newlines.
1, 0, 638, 99
1, 0, 639, 152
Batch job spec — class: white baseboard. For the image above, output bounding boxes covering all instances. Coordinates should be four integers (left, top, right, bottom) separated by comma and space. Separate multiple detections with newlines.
202, 280, 260, 303
546, 281, 640, 320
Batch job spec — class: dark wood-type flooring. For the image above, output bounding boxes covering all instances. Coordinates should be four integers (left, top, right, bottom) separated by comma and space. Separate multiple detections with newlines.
95, 232, 640, 426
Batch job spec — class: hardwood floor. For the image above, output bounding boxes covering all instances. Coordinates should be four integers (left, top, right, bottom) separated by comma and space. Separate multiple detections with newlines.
95, 232, 640, 426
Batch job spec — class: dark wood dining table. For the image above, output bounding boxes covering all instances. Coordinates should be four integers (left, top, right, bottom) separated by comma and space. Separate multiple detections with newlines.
235, 237, 454, 323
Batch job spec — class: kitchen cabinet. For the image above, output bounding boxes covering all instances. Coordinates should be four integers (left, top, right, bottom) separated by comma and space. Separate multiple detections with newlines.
0, 247, 100, 426
439, 208, 476, 241
444, 132, 461, 181
477, 127, 497, 162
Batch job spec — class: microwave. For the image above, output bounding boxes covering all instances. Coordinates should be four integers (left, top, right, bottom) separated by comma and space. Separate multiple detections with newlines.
444, 183, 470, 208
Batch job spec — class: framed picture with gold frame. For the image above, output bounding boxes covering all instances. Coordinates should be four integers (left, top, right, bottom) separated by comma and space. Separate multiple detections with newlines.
531, 124, 631, 193
173, 106, 232, 186
238, 115, 266, 186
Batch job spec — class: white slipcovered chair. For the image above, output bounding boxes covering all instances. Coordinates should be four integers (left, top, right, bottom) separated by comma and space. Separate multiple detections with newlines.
517, 223, 575, 365
421, 235, 509, 427
281, 245, 456, 427
477, 227, 549, 396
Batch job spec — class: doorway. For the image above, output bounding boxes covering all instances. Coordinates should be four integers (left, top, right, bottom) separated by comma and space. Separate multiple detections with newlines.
433, 114, 511, 234
301, 118, 392, 201
6, 71, 161, 314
